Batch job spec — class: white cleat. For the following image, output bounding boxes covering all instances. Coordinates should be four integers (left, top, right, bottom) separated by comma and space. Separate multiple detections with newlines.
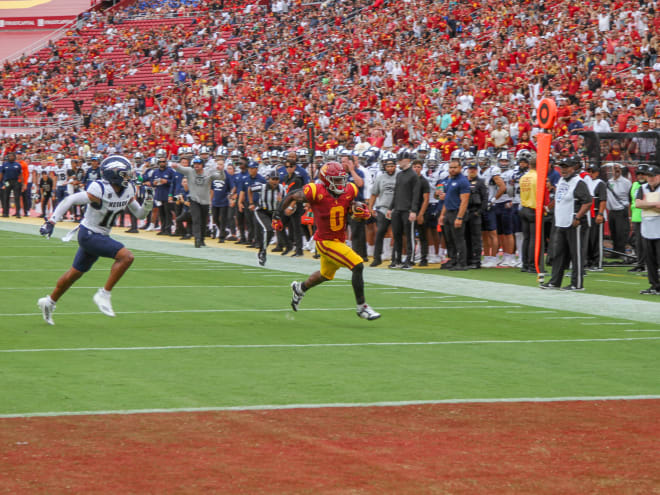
290, 281, 305, 312
93, 289, 115, 317
357, 303, 381, 320
37, 296, 56, 325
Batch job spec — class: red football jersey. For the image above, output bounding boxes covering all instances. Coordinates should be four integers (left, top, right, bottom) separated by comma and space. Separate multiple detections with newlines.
303, 182, 358, 242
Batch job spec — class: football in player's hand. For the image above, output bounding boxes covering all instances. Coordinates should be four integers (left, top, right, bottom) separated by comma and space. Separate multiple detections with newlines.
351, 201, 371, 221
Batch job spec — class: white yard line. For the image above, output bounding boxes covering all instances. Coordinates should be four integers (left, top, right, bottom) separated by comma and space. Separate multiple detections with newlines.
2, 395, 659, 419
2, 337, 658, 354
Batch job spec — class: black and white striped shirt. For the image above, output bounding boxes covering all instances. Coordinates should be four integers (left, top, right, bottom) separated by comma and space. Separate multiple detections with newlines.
258, 183, 286, 212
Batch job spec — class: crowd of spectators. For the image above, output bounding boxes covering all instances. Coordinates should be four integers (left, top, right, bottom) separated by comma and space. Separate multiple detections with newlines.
1, 0, 659, 159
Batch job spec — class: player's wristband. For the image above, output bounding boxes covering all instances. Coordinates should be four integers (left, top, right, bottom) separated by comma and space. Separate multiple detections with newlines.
457, 216, 463, 220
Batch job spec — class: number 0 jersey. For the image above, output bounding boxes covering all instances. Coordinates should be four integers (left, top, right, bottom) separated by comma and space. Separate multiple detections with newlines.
83, 180, 137, 235
303, 182, 358, 242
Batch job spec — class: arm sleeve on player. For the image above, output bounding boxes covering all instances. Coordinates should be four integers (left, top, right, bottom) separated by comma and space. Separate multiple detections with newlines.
49, 191, 91, 223
128, 198, 153, 219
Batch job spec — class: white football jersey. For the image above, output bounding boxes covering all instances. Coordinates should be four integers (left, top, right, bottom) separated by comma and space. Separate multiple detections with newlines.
53, 164, 70, 187
480, 165, 509, 203
82, 180, 137, 235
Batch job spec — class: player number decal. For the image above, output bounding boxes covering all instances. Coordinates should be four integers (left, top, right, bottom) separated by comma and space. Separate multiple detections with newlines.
329, 205, 344, 231
99, 210, 120, 228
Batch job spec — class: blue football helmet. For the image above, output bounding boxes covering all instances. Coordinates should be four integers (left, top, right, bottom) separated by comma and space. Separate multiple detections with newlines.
101, 155, 133, 189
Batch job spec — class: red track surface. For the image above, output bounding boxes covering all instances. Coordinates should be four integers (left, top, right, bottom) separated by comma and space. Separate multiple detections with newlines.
1, 400, 659, 494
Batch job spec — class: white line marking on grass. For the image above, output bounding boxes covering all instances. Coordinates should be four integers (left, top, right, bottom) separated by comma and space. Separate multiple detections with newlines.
506, 310, 557, 314
545, 316, 597, 320
384, 291, 427, 294
624, 329, 660, 332
581, 322, 630, 325
0, 305, 523, 318
2, 395, 660, 419
3, 337, 658, 354
410, 295, 458, 299
593, 279, 640, 285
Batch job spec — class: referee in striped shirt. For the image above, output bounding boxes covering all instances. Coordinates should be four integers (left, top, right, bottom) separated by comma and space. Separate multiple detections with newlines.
254, 170, 286, 266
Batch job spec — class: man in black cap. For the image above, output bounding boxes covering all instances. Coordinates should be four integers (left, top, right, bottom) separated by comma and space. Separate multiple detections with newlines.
464, 160, 488, 268
540, 156, 592, 290
254, 170, 286, 266
634, 164, 660, 294
628, 164, 649, 273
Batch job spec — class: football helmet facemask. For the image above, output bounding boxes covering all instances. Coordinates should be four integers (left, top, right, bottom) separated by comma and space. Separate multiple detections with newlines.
319, 161, 348, 195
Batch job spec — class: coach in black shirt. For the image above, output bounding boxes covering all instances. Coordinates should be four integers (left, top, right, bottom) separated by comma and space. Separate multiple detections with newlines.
388, 148, 421, 269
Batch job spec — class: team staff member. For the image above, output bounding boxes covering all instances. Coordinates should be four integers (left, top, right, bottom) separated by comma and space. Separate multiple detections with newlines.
635, 164, 660, 295
628, 164, 648, 273
584, 164, 608, 271
439, 158, 470, 270
343, 152, 367, 261
152, 153, 175, 235
388, 148, 421, 269
606, 163, 632, 258
464, 162, 488, 269
211, 163, 234, 242
367, 153, 397, 267
0, 151, 24, 217
411, 159, 430, 266
240, 161, 267, 248
171, 156, 225, 248
281, 158, 305, 256
254, 170, 286, 266
518, 152, 543, 273
541, 156, 592, 291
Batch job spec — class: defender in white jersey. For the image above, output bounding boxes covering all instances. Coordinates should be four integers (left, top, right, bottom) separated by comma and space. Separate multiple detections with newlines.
37, 155, 154, 325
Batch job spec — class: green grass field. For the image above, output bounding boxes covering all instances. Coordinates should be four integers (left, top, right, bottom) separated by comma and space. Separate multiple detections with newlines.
1, 227, 659, 417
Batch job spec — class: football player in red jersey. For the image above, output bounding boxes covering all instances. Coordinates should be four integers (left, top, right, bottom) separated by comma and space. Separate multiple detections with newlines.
276, 161, 381, 320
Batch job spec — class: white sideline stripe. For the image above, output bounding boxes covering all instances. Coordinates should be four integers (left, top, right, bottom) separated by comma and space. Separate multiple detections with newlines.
3, 337, 659, 354
2, 395, 660, 419
624, 329, 660, 332
2, 221, 659, 324
0, 305, 523, 318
